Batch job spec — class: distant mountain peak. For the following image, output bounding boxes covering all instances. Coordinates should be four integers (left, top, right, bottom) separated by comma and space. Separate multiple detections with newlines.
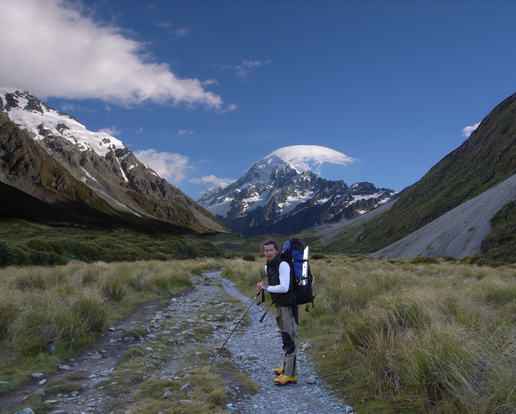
198, 147, 394, 236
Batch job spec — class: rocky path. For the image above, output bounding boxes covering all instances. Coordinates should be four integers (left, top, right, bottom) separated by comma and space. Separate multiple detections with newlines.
1, 271, 353, 414
214, 272, 353, 414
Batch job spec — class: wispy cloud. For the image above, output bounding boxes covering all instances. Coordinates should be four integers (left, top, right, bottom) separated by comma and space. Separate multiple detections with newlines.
134, 149, 193, 184
220, 59, 272, 81
462, 122, 480, 137
203, 79, 219, 87
179, 129, 194, 136
190, 175, 236, 186
0, 0, 227, 110
155, 20, 192, 38
172, 27, 192, 38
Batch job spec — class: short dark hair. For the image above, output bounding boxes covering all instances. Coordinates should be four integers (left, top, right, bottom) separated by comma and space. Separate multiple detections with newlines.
261, 240, 279, 252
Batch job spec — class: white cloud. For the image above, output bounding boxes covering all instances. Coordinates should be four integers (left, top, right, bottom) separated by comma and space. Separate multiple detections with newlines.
190, 175, 236, 186
268, 145, 357, 174
134, 149, 193, 184
98, 126, 120, 136
462, 122, 480, 137
0, 0, 226, 110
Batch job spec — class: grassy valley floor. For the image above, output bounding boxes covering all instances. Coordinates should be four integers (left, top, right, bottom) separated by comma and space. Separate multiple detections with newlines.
0, 256, 515, 413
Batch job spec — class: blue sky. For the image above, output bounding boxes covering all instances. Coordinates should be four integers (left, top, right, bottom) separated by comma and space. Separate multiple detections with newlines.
1, 0, 515, 199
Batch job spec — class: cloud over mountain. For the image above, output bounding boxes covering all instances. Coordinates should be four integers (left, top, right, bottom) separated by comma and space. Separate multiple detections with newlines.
462, 122, 481, 137
134, 149, 193, 184
268, 145, 358, 174
0, 0, 226, 110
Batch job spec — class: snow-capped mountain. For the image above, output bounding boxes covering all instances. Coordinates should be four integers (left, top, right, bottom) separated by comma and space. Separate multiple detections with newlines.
0, 87, 231, 234
198, 146, 397, 236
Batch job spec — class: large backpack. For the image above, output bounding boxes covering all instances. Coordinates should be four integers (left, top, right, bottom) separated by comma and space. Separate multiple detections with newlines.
281, 238, 316, 311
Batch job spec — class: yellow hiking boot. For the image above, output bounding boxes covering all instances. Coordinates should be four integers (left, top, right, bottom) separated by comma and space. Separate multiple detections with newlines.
273, 366, 297, 376
273, 365, 284, 375
273, 374, 297, 386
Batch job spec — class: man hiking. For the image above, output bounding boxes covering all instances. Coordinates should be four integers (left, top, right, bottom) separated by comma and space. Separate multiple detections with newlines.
256, 240, 298, 386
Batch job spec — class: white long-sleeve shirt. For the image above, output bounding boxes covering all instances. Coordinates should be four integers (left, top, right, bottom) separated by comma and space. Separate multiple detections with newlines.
265, 261, 291, 293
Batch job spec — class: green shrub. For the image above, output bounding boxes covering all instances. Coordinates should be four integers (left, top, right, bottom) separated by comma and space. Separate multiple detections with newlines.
437, 255, 457, 262
26, 238, 51, 252
482, 201, 516, 263
462, 254, 506, 268
11, 247, 29, 265
410, 256, 438, 265
0, 241, 15, 267
66, 241, 102, 262
242, 254, 255, 261
32, 251, 66, 266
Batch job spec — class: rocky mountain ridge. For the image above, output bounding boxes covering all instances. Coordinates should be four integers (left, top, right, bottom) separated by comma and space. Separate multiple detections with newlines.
198, 149, 396, 237
0, 88, 231, 234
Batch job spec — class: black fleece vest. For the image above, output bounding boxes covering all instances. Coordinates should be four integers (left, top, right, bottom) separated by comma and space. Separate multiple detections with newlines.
266, 254, 296, 307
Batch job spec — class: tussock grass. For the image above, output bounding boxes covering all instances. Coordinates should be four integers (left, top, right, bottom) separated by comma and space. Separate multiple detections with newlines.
223, 255, 516, 413
0, 258, 220, 391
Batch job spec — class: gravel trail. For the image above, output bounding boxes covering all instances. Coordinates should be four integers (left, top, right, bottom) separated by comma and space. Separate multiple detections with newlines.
1, 271, 352, 414
213, 271, 353, 414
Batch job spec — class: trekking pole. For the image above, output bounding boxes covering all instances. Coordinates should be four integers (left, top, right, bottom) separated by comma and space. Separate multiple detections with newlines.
210, 291, 260, 365
256, 290, 265, 305
259, 301, 274, 323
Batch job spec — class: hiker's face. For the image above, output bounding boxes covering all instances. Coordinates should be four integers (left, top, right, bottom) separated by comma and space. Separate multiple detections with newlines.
263, 244, 279, 261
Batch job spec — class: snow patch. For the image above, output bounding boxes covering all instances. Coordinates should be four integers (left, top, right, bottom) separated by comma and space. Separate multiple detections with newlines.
1, 88, 126, 158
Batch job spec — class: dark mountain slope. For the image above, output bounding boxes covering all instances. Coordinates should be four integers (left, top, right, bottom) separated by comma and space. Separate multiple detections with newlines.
0, 113, 188, 232
355, 92, 516, 252
0, 88, 233, 235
